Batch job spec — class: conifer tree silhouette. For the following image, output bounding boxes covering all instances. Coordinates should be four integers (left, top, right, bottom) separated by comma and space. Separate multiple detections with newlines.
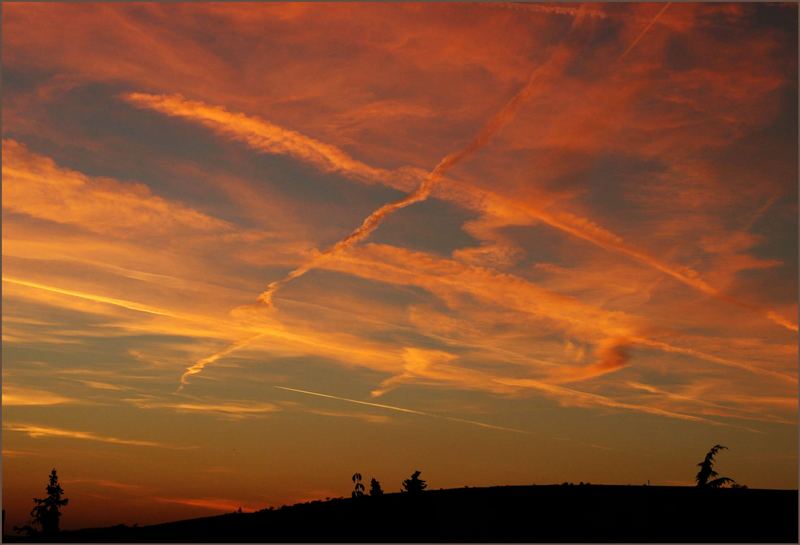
369, 478, 383, 496
17, 469, 68, 536
402, 470, 427, 494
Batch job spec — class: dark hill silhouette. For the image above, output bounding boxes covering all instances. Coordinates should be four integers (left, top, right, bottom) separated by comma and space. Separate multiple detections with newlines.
6, 484, 797, 542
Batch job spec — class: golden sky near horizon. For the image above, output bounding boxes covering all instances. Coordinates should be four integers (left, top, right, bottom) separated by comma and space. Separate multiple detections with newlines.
2, 2, 798, 531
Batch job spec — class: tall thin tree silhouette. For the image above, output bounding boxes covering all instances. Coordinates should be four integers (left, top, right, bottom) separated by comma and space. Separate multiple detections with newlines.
695, 445, 736, 488
402, 470, 427, 494
351, 473, 365, 498
16, 469, 68, 536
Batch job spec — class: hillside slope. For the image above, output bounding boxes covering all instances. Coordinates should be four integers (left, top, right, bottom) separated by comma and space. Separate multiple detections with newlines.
12, 485, 799, 542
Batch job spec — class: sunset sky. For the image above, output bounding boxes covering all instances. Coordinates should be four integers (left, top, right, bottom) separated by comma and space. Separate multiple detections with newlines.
2, 2, 797, 531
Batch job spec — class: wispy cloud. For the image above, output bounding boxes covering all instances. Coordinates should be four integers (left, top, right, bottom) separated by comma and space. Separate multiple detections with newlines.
1, 2, 795, 501
122, 92, 411, 190
123, 90, 796, 338
2, 449, 44, 458
128, 397, 281, 418
325, 243, 791, 383
633, 337, 795, 384
2, 385, 86, 406
493, 378, 728, 427
62, 478, 152, 495
489, 3, 608, 19
302, 408, 390, 424
625, 380, 796, 426
77, 380, 128, 392
4, 423, 192, 449
153, 496, 260, 512
127, 44, 575, 387
2, 138, 230, 237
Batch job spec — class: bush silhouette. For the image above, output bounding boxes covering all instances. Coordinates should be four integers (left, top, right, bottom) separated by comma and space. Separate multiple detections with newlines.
15, 468, 68, 536
695, 445, 736, 488
369, 478, 383, 496
402, 470, 427, 494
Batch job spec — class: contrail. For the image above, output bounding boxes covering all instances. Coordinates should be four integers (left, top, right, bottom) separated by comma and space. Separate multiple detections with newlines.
618, 2, 671, 61
633, 337, 796, 384
516, 206, 797, 333
274, 386, 530, 434
176, 3, 793, 387
741, 192, 782, 232
255, 0, 668, 308
256, 55, 559, 307
492, 378, 763, 431
181, 51, 564, 386
132, 93, 796, 337
2, 276, 178, 318
178, 333, 267, 389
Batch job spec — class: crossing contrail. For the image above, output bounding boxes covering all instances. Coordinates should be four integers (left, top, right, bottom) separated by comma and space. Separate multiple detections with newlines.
176, 49, 568, 387
255, 1, 672, 308
176, 3, 794, 390
256, 52, 563, 307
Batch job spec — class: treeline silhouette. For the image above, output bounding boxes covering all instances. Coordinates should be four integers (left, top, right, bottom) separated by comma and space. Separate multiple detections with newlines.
350, 470, 425, 498
7, 447, 797, 543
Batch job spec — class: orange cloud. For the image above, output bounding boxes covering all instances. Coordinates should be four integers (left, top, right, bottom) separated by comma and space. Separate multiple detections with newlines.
154, 496, 260, 513
128, 397, 281, 418
63, 479, 152, 495
371, 347, 461, 397
77, 381, 128, 392
122, 92, 413, 191
2, 385, 85, 406
625, 381, 795, 427
301, 408, 390, 424
206, 45, 569, 308
0, 3, 795, 520
327, 243, 638, 339
493, 377, 732, 427
122, 89, 796, 335
4, 423, 190, 449
119, 33, 576, 318
487, 3, 608, 19
633, 337, 795, 384
323, 243, 793, 382
2, 139, 230, 237
548, 338, 632, 384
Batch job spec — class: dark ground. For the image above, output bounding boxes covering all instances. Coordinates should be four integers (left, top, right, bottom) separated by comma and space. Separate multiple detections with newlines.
6, 485, 798, 543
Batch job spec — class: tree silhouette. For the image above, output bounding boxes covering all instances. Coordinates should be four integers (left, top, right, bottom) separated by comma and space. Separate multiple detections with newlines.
695, 445, 736, 488
402, 470, 427, 494
16, 469, 68, 536
351, 473, 365, 498
369, 478, 383, 496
